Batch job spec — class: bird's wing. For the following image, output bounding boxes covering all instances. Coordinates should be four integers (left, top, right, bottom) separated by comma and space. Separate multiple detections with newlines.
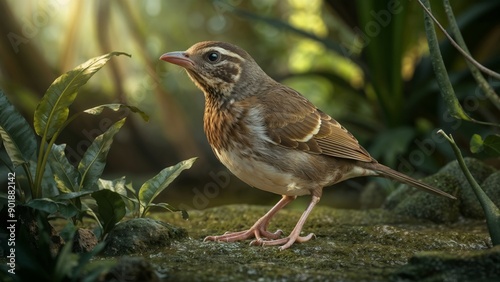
261, 86, 374, 163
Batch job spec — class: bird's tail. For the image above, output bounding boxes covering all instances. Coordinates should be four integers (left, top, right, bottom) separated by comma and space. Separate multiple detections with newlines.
373, 164, 456, 200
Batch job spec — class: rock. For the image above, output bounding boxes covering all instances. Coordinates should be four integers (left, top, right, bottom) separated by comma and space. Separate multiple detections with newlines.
72, 228, 98, 253
384, 173, 460, 223
439, 158, 496, 219
103, 218, 187, 256
384, 158, 498, 222
479, 171, 500, 217
391, 246, 500, 281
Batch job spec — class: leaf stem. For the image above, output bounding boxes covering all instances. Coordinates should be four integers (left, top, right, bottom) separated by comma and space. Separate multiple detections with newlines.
418, 0, 500, 80
438, 130, 500, 246
442, 0, 500, 111
421, 0, 500, 128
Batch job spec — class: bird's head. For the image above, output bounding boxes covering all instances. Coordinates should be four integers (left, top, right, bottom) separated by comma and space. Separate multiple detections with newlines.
160, 41, 270, 103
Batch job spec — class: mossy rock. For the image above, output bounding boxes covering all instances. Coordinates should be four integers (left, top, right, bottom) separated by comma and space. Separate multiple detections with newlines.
103, 218, 187, 256
384, 173, 460, 223
478, 171, 500, 217
385, 158, 497, 221
439, 158, 496, 219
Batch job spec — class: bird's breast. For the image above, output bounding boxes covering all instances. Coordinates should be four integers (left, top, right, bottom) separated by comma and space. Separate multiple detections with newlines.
203, 101, 312, 196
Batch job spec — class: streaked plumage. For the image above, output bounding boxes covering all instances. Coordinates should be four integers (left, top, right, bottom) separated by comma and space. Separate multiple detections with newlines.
160, 41, 456, 250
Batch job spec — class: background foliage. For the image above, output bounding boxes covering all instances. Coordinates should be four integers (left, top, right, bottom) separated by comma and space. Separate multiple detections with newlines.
1, 0, 499, 209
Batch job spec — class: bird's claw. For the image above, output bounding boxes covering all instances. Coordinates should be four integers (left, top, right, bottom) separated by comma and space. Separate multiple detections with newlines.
249, 232, 316, 250
204, 228, 284, 243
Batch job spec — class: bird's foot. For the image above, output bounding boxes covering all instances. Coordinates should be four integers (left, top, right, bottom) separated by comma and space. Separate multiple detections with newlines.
204, 227, 283, 243
250, 232, 316, 250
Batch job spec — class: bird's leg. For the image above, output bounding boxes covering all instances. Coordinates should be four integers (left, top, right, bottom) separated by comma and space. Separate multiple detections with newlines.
204, 195, 296, 243
258, 195, 320, 250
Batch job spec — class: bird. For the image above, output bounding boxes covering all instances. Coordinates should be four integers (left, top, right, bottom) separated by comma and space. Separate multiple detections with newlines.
159, 41, 456, 250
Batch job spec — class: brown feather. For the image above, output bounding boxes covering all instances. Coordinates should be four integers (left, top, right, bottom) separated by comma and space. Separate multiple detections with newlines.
369, 163, 456, 199
261, 86, 374, 162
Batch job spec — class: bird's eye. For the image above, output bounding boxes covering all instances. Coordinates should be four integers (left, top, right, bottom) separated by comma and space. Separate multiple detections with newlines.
206, 52, 220, 63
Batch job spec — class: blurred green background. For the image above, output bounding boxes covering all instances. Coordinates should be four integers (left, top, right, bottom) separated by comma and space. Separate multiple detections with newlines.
1, 0, 499, 210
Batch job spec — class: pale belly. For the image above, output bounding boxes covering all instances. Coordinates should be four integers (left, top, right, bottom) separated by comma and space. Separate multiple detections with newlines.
214, 145, 377, 197
215, 147, 320, 196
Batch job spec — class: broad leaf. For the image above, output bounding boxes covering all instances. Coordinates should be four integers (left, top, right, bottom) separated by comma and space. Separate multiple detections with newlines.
139, 157, 197, 213
26, 198, 59, 214
470, 134, 500, 156
84, 104, 149, 122
92, 189, 126, 237
0, 91, 37, 167
53, 190, 96, 200
483, 134, 500, 156
25, 198, 79, 218
48, 144, 79, 193
97, 176, 127, 196
34, 52, 130, 140
470, 134, 484, 153
28, 160, 59, 198
77, 118, 126, 191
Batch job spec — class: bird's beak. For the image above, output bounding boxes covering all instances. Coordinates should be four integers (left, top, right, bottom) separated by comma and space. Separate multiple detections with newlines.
159, 51, 194, 69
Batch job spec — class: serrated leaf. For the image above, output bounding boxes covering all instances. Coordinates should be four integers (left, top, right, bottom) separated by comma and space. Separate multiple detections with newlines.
139, 157, 197, 213
0, 91, 37, 167
34, 52, 130, 140
84, 104, 149, 122
470, 134, 484, 153
48, 144, 79, 193
92, 189, 126, 237
483, 134, 500, 156
77, 118, 126, 191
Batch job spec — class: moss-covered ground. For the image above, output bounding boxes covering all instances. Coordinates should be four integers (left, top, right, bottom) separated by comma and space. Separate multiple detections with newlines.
142, 205, 494, 281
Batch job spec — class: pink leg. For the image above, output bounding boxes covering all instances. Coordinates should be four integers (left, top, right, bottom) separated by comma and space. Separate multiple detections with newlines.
258, 195, 320, 250
204, 195, 296, 243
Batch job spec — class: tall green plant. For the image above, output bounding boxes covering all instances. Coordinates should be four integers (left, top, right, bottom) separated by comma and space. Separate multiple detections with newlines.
421, 0, 500, 245
0, 52, 194, 238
